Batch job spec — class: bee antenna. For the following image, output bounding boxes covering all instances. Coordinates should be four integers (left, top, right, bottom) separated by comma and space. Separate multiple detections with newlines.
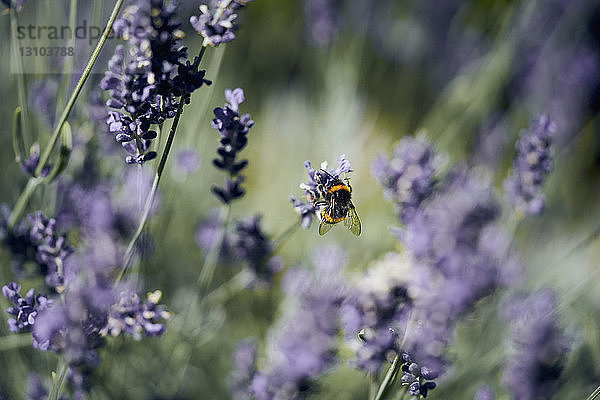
319, 168, 335, 178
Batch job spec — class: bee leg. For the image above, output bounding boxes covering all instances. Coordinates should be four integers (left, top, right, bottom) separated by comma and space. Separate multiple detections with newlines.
314, 199, 328, 207
344, 172, 352, 193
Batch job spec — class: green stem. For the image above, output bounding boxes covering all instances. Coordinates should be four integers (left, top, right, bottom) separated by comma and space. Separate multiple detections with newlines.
117, 96, 186, 283
0, 333, 32, 351
8, 177, 42, 228
204, 268, 254, 305
197, 204, 231, 291
8, 0, 125, 227
585, 385, 600, 400
373, 355, 401, 400
10, 7, 30, 149
272, 219, 301, 252
48, 361, 68, 400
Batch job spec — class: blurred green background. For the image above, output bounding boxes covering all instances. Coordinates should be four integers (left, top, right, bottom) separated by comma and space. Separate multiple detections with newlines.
1, 0, 600, 398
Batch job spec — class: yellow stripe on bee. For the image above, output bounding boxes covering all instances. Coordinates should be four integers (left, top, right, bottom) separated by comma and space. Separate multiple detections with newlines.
322, 211, 344, 223
328, 184, 350, 194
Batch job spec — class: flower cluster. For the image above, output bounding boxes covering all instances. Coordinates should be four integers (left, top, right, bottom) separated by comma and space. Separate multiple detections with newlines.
291, 154, 352, 228
502, 289, 570, 400
503, 115, 555, 215
230, 216, 283, 288
399, 352, 437, 398
341, 253, 412, 375
399, 167, 517, 376
211, 88, 254, 204
230, 339, 258, 400
372, 136, 438, 223
231, 246, 347, 399
2, 282, 51, 333
190, 0, 253, 47
0, 207, 73, 291
100, 290, 170, 340
101, 0, 211, 164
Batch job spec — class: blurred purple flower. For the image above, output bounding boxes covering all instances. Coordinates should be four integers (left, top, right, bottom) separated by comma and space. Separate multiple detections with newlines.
100, 290, 170, 340
2, 282, 51, 333
230, 339, 258, 400
176, 148, 201, 175
474, 385, 495, 400
233, 246, 347, 399
502, 289, 571, 400
1, 0, 26, 9
230, 216, 283, 288
504, 115, 555, 216
400, 167, 520, 376
341, 253, 411, 375
190, 0, 253, 47
29, 79, 58, 127
290, 196, 319, 229
303, 0, 341, 47
20, 143, 51, 178
372, 136, 438, 223
0, 208, 73, 291
212, 88, 254, 204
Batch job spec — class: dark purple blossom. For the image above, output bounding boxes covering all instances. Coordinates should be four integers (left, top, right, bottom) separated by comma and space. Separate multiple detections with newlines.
502, 289, 570, 400
20, 143, 51, 178
1, 0, 26, 9
399, 352, 437, 398
211, 88, 254, 204
190, 0, 253, 47
100, 290, 170, 340
2, 282, 51, 333
0, 208, 73, 290
230, 215, 283, 288
372, 136, 438, 223
504, 115, 555, 216
101, 0, 210, 164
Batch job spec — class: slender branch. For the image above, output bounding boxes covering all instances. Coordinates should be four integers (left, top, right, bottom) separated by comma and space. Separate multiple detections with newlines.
8, 0, 125, 227
272, 219, 301, 252
48, 362, 68, 400
585, 385, 600, 400
373, 355, 401, 400
197, 204, 231, 291
10, 7, 30, 150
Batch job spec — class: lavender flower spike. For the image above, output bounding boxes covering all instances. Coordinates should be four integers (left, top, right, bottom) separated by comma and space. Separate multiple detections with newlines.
502, 289, 570, 400
2, 282, 51, 333
504, 115, 555, 215
372, 135, 438, 223
190, 0, 254, 47
211, 88, 254, 204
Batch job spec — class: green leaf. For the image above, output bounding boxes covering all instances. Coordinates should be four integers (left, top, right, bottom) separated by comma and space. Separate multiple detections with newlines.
12, 107, 26, 163
43, 121, 73, 183
374, 355, 402, 400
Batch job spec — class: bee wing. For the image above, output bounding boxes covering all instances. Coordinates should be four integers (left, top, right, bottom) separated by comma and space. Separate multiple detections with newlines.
344, 204, 361, 236
319, 220, 334, 235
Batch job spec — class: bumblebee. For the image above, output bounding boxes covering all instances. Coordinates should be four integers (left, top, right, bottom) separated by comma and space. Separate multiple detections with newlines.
312, 169, 361, 236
